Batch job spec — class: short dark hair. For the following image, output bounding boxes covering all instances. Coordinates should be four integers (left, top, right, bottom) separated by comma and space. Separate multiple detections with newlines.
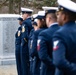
46, 13, 57, 21
50, 13, 57, 20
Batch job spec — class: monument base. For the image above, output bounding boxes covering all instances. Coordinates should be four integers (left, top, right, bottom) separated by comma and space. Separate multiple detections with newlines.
0, 56, 16, 65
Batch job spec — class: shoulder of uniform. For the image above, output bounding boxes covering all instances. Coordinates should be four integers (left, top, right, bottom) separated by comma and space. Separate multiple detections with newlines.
18, 26, 21, 30
39, 29, 48, 36
23, 19, 32, 26
35, 28, 44, 33
30, 29, 34, 34
25, 18, 31, 22
33, 30, 40, 36
23, 19, 29, 23
34, 30, 39, 34
58, 26, 67, 32
30, 29, 34, 32
53, 27, 67, 38
23, 20, 27, 24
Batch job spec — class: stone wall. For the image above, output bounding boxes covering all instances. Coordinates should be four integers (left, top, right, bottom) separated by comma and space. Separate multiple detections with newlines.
0, 14, 19, 65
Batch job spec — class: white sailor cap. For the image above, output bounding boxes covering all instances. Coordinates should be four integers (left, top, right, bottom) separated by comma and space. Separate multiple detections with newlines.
42, 6, 58, 11
32, 14, 38, 18
21, 7, 33, 14
42, 6, 58, 16
57, 0, 76, 13
31, 14, 38, 20
31, 14, 38, 26
36, 11, 45, 19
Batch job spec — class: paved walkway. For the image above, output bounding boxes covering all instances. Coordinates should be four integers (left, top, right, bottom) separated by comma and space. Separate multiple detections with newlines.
0, 65, 17, 75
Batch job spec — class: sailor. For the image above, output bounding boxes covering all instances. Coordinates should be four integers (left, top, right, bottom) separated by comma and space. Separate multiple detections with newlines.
15, 17, 23, 75
20, 7, 33, 75
53, 0, 76, 75
37, 7, 60, 75
31, 11, 47, 75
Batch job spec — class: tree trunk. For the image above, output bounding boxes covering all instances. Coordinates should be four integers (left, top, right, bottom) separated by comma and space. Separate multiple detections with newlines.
18, 0, 21, 14
9, 0, 13, 13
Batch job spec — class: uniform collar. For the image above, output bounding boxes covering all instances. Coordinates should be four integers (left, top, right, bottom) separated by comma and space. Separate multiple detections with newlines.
64, 21, 75, 26
49, 22, 58, 28
27, 16, 31, 19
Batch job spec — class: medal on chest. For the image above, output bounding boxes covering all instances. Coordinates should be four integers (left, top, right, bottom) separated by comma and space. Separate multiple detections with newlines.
22, 26, 25, 32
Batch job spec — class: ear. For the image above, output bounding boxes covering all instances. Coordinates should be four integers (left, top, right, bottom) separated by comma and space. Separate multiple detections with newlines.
62, 14, 66, 21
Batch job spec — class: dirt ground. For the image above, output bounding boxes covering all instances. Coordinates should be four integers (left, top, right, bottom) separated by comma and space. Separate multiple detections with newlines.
0, 65, 17, 75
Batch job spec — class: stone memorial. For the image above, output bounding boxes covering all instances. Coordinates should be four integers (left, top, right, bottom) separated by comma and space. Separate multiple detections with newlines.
0, 14, 20, 65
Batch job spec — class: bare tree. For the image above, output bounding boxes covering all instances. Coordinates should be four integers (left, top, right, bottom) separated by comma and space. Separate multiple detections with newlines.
0, 0, 57, 14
